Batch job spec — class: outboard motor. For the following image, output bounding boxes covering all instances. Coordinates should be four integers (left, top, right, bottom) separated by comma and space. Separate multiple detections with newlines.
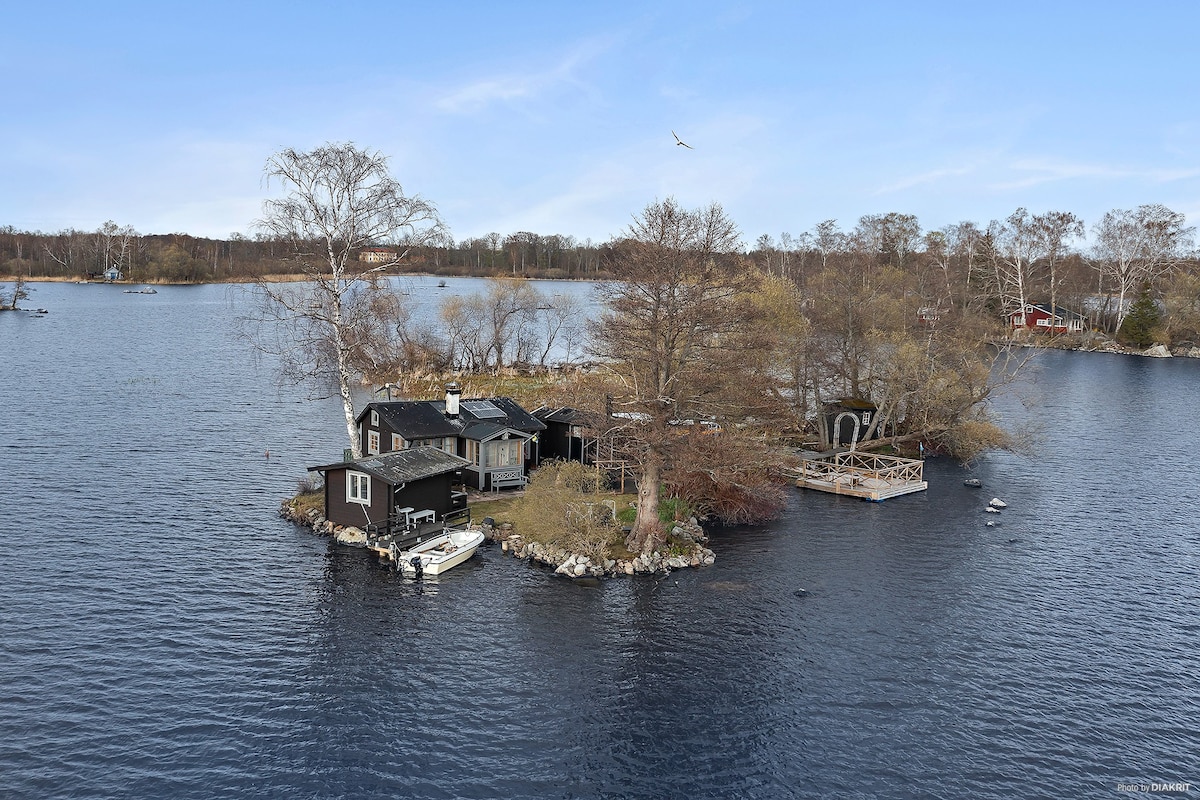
409, 555, 424, 579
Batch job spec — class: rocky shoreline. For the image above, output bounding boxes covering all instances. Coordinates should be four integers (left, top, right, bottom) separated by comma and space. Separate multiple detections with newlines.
278, 499, 716, 578
483, 518, 716, 577
1010, 335, 1200, 359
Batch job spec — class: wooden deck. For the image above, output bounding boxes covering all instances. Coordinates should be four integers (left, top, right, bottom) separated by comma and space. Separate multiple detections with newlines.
785, 451, 927, 501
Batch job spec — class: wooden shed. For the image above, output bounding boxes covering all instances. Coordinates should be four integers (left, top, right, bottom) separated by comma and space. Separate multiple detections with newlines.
309, 446, 469, 534
533, 406, 602, 465
819, 398, 880, 447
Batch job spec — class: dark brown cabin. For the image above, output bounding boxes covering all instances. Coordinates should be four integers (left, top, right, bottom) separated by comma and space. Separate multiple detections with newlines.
309, 447, 469, 534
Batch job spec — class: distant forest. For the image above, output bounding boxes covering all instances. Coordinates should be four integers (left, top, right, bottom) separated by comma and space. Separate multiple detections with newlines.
0, 224, 612, 283
3, 206, 1199, 341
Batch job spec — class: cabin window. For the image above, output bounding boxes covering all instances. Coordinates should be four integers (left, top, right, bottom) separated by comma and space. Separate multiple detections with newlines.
367, 430, 380, 455
347, 471, 371, 505
1036, 318, 1051, 327
861, 412, 871, 425
465, 440, 480, 466
391, 433, 403, 451
487, 439, 522, 468
371, 410, 379, 426
441, 437, 456, 454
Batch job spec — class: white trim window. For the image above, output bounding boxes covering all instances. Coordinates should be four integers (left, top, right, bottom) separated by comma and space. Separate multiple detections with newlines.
347, 471, 371, 505
367, 430, 381, 455
371, 410, 379, 426
465, 440, 480, 466
392, 433, 403, 451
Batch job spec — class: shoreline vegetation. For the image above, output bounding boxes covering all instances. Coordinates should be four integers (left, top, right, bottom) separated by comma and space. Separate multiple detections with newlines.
10, 179, 1195, 570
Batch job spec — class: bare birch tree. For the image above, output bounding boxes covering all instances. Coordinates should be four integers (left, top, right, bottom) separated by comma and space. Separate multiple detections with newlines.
244, 142, 443, 458
1091, 205, 1195, 333
1035, 211, 1084, 334
987, 208, 1044, 319
94, 221, 139, 279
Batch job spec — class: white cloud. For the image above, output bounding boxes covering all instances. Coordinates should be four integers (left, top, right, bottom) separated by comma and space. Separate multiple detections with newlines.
991, 158, 1200, 191
874, 165, 976, 195
434, 35, 616, 115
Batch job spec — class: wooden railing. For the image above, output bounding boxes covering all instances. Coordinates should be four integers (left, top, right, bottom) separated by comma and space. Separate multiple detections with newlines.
795, 451, 923, 485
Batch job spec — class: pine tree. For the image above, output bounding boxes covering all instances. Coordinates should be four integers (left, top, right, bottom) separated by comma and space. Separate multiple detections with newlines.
1118, 285, 1161, 347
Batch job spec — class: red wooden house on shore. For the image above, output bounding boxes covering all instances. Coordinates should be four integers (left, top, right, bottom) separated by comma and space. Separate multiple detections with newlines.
1010, 303, 1087, 334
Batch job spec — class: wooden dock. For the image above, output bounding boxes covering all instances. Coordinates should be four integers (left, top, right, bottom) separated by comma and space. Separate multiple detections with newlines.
785, 451, 927, 501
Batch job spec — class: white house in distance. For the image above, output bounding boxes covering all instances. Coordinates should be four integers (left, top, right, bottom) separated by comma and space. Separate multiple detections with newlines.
358, 248, 397, 264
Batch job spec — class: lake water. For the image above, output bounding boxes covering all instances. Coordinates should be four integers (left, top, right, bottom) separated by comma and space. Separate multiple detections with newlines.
1, 281, 1197, 799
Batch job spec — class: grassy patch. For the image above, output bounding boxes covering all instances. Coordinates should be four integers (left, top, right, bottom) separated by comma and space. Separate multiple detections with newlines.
467, 495, 522, 523
287, 491, 324, 517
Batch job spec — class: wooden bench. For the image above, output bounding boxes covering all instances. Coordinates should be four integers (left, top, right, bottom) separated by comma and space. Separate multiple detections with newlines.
490, 473, 528, 492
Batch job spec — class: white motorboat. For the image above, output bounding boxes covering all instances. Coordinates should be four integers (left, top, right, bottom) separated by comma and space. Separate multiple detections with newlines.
393, 529, 485, 577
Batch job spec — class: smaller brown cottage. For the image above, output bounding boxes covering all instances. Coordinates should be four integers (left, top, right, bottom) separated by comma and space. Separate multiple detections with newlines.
309, 446, 469, 535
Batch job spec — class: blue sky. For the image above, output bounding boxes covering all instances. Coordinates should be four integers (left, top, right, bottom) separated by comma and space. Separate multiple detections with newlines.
3, 1, 1198, 246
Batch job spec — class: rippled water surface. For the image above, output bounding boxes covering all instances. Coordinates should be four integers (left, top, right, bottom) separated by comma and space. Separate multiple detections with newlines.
2, 283, 1198, 799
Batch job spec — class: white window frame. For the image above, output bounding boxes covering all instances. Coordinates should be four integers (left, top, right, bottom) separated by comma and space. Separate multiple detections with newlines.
392, 433, 403, 451
465, 440, 480, 466
367, 430, 381, 455
371, 410, 379, 426
347, 471, 371, 505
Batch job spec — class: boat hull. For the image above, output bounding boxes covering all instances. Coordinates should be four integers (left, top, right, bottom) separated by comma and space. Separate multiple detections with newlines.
396, 529, 485, 576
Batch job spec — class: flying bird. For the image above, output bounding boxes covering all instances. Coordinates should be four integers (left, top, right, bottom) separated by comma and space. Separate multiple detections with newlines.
672, 130, 693, 149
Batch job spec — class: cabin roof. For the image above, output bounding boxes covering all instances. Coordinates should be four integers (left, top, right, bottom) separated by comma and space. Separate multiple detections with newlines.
368, 401, 459, 439
824, 397, 877, 411
534, 406, 602, 426
360, 396, 547, 438
309, 446, 468, 485
1016, 303, 1086, 320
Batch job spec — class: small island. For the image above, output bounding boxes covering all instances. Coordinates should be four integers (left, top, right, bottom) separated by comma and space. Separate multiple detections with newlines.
6, 146, 1198, 578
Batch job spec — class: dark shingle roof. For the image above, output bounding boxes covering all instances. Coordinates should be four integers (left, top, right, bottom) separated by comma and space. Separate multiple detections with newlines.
360, 396, 547, 438
459, 421, 508, 441
309, 446, 468, 485
533, 406, 602, 426
365, 401, 460, 439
